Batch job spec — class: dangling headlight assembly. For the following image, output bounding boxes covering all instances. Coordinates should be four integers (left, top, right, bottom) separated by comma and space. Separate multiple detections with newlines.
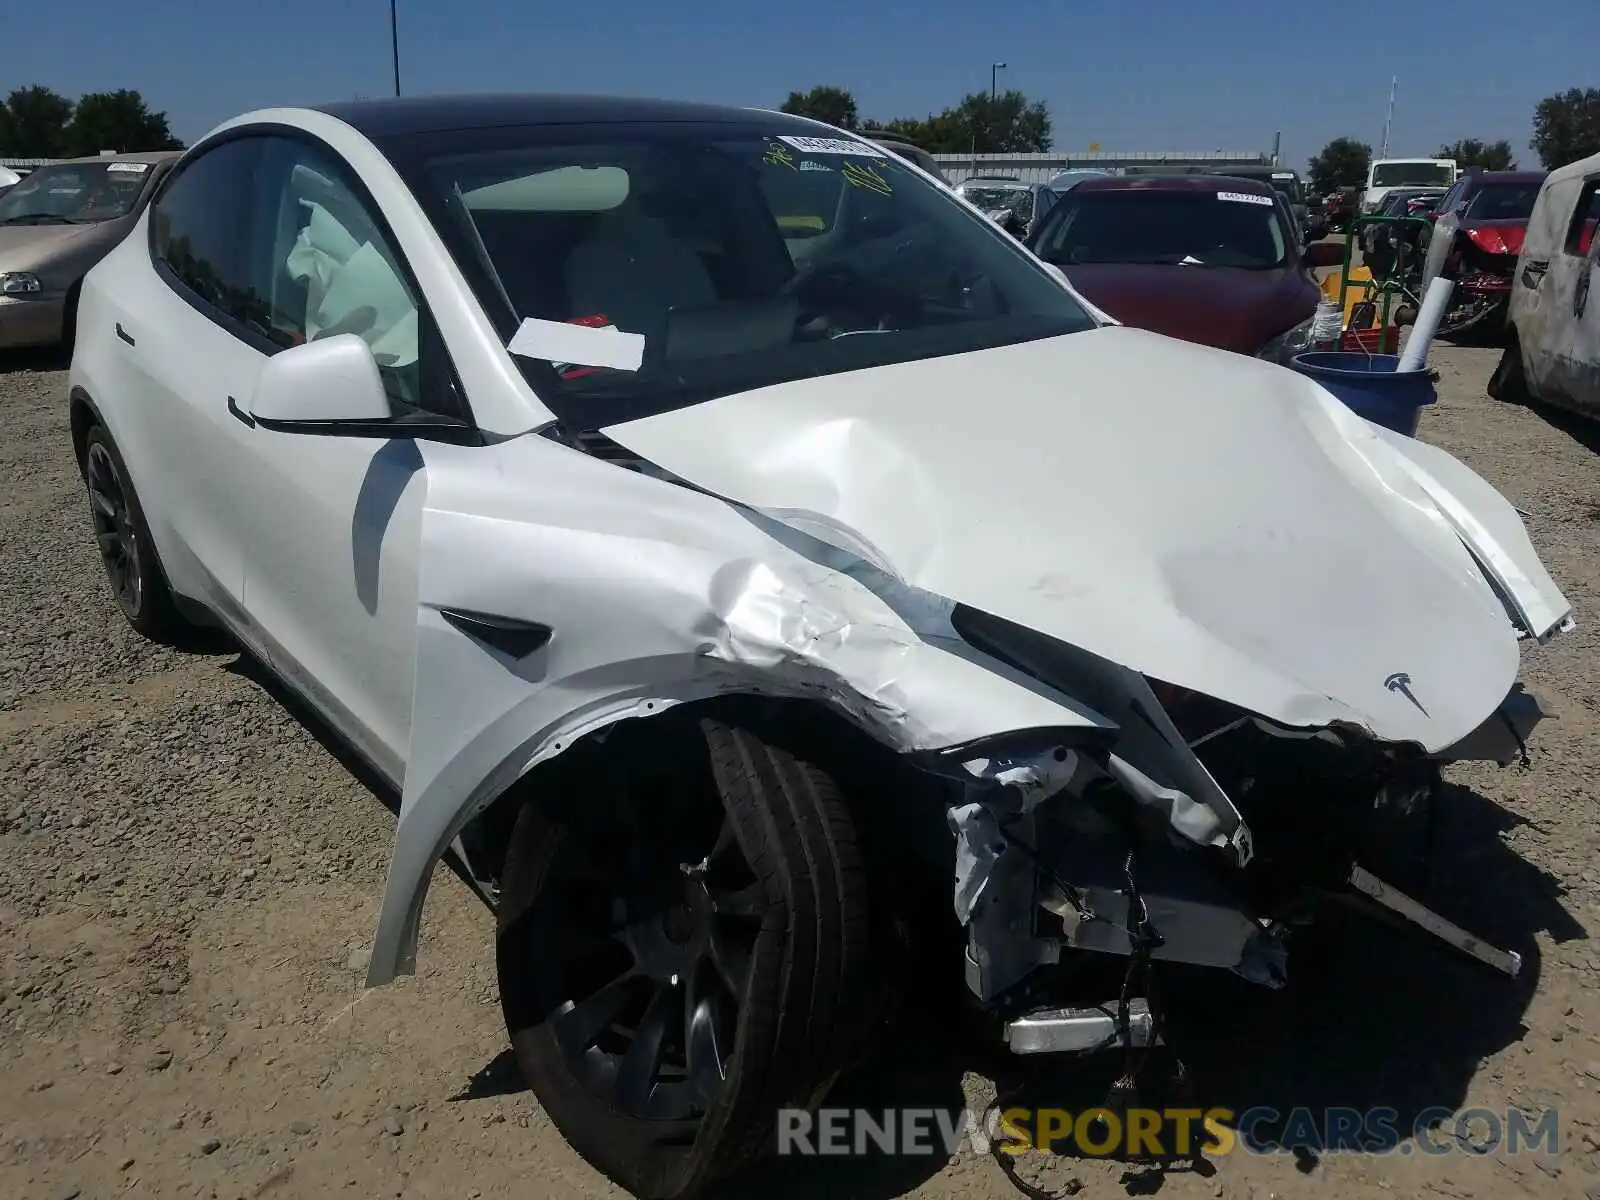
1255, 299, 1342, 365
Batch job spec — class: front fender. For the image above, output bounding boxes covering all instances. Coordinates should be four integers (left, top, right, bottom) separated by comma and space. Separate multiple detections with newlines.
366, 435, 1118, 987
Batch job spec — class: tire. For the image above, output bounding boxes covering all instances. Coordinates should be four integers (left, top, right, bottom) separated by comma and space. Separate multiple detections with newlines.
1486, 336, 1530, 405
80, 424, 186, 640
497, 715, 871, 1199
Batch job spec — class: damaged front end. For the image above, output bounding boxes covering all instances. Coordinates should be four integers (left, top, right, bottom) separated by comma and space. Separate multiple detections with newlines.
939, 604, 1543, 1058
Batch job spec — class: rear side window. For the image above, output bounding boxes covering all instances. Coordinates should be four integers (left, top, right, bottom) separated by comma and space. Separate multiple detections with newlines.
1564, 179, 1600, 256
149, 138, 263, 321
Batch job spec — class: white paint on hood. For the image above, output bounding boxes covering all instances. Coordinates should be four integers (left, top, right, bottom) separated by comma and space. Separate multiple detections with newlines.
603, 325, 1571, 753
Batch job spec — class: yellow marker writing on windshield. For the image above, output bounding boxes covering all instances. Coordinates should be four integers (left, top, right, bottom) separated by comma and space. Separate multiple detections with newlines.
763, 143, 798, 170
842, 161, 892, 196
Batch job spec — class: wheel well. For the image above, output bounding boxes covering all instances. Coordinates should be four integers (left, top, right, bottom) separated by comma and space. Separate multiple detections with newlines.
69, 388, 99, 468
459, 694, 952, 899
62, 278, 83, 341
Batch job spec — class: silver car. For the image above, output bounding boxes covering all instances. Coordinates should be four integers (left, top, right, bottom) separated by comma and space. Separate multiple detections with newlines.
0, 151, 178, 351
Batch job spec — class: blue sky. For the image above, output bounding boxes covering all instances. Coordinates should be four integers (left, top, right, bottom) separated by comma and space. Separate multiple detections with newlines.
5, 0, 1590, 170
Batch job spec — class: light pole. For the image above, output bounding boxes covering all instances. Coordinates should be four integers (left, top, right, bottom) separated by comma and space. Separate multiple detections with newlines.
973, 61, 1006, 175
390, 0, 402, 97
1379, 75, 1397, 158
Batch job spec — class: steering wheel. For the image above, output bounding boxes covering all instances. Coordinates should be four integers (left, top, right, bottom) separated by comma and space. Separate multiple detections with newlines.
782, 259, 901, 333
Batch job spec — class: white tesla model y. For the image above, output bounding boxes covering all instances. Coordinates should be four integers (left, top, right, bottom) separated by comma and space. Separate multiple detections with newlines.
69, 95, 1572, 1197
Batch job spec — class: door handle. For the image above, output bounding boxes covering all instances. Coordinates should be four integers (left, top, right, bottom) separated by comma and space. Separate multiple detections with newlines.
226, 396, 256, 428
1521, 260, 1549, 290
114, 322, 135, 346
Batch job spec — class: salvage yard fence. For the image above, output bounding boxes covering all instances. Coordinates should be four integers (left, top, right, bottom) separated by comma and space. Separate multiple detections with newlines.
933, 150, 1275, 185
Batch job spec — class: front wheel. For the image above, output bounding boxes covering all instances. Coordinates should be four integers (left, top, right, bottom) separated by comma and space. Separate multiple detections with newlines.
497, 715, 872, 1198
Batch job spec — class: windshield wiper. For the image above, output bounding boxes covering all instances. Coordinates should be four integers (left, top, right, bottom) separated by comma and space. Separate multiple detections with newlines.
0, 213, 81, 225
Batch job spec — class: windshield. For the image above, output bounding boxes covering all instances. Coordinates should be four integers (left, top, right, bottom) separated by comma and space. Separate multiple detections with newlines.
1372, 162, 1454, 187
0, 161, 151, 225
1270, 175, 1305, 204
1031, 188, 1289, 269
960, 185, 1031, 218
1465, 182, 1541, 221
393, 123, 1092, 427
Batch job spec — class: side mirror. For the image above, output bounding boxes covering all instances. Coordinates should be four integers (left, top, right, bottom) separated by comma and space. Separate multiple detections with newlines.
244, 331, 476, 442
249, 333, 392, 430
1302, 241, 1345, 269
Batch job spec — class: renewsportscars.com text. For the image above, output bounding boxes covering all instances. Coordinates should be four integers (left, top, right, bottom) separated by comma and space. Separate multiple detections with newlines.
776, 1105, 1560, 1158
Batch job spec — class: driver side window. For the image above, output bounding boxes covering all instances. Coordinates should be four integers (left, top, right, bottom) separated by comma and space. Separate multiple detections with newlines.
240, 136, 464, 419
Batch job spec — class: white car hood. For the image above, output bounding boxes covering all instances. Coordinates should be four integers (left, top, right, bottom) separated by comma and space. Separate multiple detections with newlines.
602, 326, 1571, 752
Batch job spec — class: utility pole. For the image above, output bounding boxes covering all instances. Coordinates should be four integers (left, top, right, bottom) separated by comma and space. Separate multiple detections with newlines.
390, 0, 402, 97
1379, 75, 1396, 158
1271, 131, 1281, 166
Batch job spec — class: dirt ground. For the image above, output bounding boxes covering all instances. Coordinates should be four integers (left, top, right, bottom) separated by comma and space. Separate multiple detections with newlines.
2, 345, 1598, 1200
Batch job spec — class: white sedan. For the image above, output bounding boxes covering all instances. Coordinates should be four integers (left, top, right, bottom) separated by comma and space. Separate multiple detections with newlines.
70, 94, 1571, 1196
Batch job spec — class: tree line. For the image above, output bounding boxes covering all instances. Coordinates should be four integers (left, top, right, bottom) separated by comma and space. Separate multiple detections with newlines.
783, 83, 1600, 186
0, 86, 183, 159
1307, 87, 1599, 195
781, 85, 1051, 155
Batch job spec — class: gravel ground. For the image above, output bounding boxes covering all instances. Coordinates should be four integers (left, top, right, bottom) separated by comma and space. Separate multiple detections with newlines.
1, 346, 1598, 1200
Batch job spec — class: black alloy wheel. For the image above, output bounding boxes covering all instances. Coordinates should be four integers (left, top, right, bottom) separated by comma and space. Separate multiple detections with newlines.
497, 716, 872, 1199
80, 425, 184, 640
85, 438, 143, 619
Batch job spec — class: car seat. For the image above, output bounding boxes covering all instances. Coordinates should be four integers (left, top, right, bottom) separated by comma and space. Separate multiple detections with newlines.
563, 195, 719, 345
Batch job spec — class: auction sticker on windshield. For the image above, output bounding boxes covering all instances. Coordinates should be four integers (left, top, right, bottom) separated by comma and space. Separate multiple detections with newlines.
778, 135, 885, 158
1217, 191, 1274, 206
106, 162, 149, 173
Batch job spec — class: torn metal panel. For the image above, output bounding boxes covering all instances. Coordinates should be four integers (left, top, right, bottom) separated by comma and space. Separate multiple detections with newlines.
602, 327, 1556, 753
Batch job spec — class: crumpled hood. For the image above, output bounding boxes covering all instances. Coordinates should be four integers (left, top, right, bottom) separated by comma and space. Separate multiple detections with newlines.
602, 326, 1571, 752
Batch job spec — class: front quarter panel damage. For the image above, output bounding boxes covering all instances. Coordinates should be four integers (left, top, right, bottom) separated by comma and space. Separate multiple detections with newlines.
364, 434, 1117, 987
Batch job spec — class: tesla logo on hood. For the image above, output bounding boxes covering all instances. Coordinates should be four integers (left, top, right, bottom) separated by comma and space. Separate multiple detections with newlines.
1384, 672, 1429, 717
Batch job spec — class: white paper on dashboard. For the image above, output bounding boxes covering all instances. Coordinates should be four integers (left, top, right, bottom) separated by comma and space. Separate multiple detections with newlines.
506, 317, 645, 373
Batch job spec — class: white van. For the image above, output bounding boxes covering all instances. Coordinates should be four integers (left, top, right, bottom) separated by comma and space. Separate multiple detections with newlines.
1489, 150, 1600, 419
1363, 158, 1457, 214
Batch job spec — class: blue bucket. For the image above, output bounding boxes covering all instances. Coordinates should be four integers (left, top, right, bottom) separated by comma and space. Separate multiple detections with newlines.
1288, 352, 1438, 437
